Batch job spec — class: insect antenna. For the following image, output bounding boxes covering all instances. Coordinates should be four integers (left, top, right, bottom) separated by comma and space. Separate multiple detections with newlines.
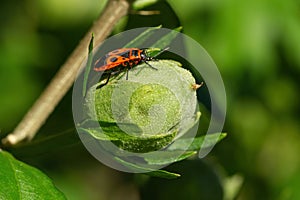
153, 47, 170, 58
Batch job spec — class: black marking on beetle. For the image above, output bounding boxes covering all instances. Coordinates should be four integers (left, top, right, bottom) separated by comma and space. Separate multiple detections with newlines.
110, 57, 118, 62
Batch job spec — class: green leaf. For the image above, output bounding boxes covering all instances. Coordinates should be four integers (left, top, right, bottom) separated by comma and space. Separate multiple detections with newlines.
0, 150, 65, 199
146, 170, 181, 179
123, 25, 162, 48
124, 26, 182, 54
150, 26, 182, 50
114, 157, 180, 179
167, 132, 227, 151
82, 34, 94, 97
78, 119, 143, 141
143, 150, 197, 165
79, 120, 177, 153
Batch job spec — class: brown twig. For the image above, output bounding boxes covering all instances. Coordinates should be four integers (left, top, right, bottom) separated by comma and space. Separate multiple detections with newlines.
2, 0, 129, 146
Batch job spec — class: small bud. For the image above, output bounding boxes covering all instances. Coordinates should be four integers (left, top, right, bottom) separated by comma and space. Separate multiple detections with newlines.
192, 82, 204, 90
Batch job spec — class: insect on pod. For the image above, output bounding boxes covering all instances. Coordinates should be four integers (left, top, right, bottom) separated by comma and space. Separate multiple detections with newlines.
93, 47, 169, 87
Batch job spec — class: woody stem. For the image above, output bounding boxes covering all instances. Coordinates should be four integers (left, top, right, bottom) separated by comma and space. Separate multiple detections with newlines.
2, 0, 129, 146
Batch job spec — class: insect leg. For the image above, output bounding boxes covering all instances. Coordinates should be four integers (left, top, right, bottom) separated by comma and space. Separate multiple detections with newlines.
144, 61, 157, 70
96, 73, 111, 89
126, 69, 129, 80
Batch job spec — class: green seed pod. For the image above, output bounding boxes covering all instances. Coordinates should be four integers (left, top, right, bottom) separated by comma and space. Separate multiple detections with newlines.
84, 60, 200, 153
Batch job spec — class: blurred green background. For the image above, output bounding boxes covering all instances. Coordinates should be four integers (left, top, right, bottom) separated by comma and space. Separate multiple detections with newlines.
1, 0, 300, 199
